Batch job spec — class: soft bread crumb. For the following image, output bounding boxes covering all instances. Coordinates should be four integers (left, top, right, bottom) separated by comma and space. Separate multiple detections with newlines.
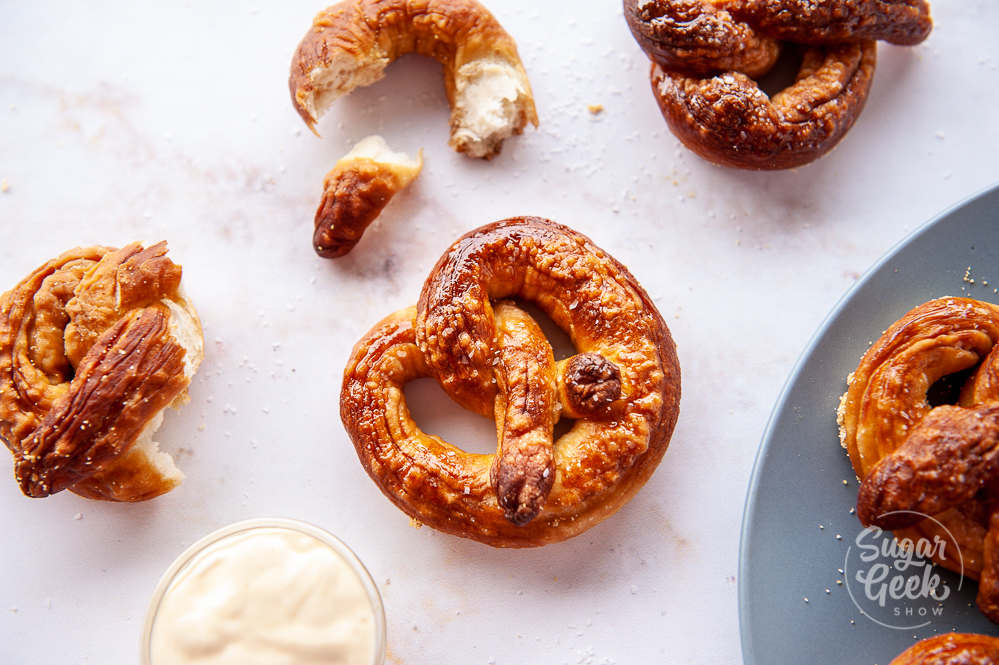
836, 390, 849, 449
302, 54, 390, 129
342, 135, 422, 171
164, 296, 204, 383
131, 410, 184, 486
450, 58, 533, 158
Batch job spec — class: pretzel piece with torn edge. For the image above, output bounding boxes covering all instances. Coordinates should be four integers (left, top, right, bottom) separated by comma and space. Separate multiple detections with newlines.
0, 242, 204, 502
289, 0, 538, 159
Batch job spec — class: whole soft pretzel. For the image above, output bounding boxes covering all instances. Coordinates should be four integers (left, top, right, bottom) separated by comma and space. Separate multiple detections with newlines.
888, 634, 999, 665
623, 0, 932, 169
838, 297, 999, 621
0, 242, 203, 501
341, 217, 681, 547
289, 0, 538, 159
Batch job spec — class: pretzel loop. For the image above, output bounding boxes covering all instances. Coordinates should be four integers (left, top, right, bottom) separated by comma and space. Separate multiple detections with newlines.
341, 217, 680, 547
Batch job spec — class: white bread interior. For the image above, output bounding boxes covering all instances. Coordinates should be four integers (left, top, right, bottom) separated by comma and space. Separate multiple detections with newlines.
449, 57, 533, 158
340, 134, 423, 173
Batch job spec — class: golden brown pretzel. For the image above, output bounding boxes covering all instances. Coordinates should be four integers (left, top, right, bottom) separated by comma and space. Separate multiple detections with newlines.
839, 297, 999, 621
289, 0, 538, 159
623, 0, 932, 169
0, 242, 203, 501
888, 633, 999, 665
341, 217, 680, 547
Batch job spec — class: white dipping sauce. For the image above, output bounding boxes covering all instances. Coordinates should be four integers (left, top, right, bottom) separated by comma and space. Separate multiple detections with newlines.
148, 526, 378, 665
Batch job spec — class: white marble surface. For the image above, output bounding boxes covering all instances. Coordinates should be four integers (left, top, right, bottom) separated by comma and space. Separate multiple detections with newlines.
2, 1, 998, 663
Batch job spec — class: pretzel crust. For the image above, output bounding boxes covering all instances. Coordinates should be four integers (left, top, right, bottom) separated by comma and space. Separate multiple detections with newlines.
0, 243, 203, 501
651, 41, 876, 170
888, 634, 999, 665
341, 217, 681, 547
289, 0, 538, 158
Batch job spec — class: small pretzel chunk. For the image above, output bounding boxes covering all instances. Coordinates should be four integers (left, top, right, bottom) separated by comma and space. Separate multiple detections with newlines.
341, 218, 680, 547
313, 135, 422, 258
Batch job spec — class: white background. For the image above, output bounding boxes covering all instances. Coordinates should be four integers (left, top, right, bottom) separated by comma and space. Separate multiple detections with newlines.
2, 1, 998, 663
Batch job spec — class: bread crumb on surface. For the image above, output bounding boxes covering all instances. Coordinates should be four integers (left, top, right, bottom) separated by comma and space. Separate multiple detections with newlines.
587, 104, 604, 115
1, 178, 9, 193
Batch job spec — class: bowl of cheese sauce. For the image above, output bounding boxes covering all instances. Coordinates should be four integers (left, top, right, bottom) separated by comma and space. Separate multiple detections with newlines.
142, 518, 385, 665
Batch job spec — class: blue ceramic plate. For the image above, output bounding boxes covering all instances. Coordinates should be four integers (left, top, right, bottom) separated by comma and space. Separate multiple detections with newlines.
740, 183, 999, 665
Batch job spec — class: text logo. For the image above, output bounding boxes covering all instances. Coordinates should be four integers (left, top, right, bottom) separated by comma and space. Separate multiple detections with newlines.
843, 511, 963, 630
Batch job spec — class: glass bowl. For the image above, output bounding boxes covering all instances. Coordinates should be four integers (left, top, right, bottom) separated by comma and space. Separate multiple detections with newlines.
141, 517, 386, 665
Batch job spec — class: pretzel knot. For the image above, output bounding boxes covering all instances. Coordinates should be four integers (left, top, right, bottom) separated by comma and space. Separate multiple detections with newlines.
623, 0, 932, 169
838, 298, 999, 622
0, 242, 203, 502
341, 218, 681, 547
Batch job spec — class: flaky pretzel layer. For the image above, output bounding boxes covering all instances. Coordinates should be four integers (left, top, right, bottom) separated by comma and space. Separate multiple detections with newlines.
839, 297, 999, 621
888, 633, 999, 665
289, 0, 538, 158
341, 217, 681, 547
0, 243, 203, 501
623, 0, 931, 169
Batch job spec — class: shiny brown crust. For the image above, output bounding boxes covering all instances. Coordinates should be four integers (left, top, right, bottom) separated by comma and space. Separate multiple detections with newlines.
0, 243, 201, 501
841, 298, 999, 579
857, 404, 999, 530
314, 150, 421, 258
624, 0, 931, 76
840, 298, 999, 604
624, 0, 931, 170
341, 217, 681, 547
288, 0, 538, 158
651, 40, 876, 170
888, 634, 999, 665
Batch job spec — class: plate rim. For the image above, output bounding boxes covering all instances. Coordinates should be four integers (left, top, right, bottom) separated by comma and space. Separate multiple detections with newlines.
737, 180, 999, 665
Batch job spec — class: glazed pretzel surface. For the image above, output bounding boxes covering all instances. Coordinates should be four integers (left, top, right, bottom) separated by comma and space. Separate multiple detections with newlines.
624, 0, 932, 169
889, 633, 999, 665
0, 243, 203, 501
341, 217, 681, 547
839, 297, 999, 621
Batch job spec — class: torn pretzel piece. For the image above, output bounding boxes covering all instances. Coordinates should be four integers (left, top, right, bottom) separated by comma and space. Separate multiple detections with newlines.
313, 135, 422, 258
289, 0, 538, 158
0, 243, 204, 502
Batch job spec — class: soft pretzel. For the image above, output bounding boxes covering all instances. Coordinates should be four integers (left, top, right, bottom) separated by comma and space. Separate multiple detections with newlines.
839, 297, 999, 621
623, 0, 932, 169
341, 217, 681, 547
888, 634, 999, 665
289, 0, 538, 159
0, 242, 203, 501
313, 135, 422, 258
651, 42, 876, 170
